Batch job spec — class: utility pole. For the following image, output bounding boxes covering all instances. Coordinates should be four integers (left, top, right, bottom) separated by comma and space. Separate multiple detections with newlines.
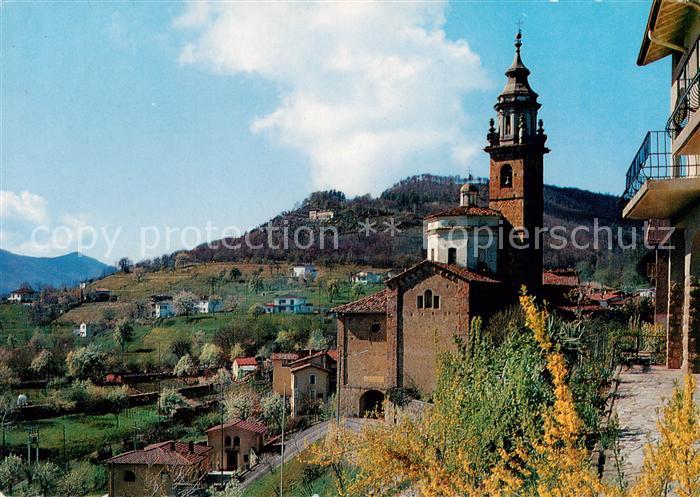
280, 385, 286, 497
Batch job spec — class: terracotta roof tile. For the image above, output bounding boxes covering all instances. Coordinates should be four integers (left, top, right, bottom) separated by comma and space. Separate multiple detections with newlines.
206, 419, 268, 435
387, 260, 501, 285
105, 441, 212, 466
542, 269, 579, 287
331, 288, 389, 315
425, 206, 501, 219
290, 363, 330, 373
270, 352, 301, 361
233, 357, 258, 367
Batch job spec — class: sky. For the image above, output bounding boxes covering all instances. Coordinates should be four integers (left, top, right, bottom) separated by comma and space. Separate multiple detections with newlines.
0, 0, 669, 263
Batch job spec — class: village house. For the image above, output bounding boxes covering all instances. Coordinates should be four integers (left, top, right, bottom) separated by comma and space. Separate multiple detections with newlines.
351, 271, 384, 285
206, 419, 267, 472
196, 297, 222, 314
620, 0, 700, 370
333, 32, 564, 417
7, 288, 38, 304
271, 350, 337, 416
263, 295, 313, 314
308, 210, 335, 222
104, 440, 212, 497
154, 300, 175, 318
290, 264, 318, 280
232, 357, 258, 380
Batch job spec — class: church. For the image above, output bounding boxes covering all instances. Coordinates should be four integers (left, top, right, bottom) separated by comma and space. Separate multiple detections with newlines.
333, 32, 569, 417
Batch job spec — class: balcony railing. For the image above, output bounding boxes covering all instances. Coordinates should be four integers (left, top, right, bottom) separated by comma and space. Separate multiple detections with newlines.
667, 33, 700, 139
622, 131, 700, 203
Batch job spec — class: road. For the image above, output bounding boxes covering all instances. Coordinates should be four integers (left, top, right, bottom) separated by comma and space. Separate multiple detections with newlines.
241, 417, 372, 489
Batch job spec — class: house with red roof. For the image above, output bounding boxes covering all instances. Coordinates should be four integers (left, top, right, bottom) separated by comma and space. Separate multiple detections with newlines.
206, 419, 267, 472
104, 440, 212, 497
232, 357, 259, 380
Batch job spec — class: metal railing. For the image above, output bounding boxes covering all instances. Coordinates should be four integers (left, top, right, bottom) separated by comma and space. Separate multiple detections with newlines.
668, 33, 700, 139
621, 131, 700, 203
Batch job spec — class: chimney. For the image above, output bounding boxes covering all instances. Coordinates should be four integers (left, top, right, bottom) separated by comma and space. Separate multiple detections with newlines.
189, 441, 195, 454
170, 441, 176, 451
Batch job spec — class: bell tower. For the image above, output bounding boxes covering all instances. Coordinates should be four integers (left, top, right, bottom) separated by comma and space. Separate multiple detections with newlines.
486, 30, 549, 291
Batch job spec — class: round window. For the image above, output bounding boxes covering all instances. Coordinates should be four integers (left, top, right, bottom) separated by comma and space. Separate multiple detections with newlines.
370, 322, 381, 334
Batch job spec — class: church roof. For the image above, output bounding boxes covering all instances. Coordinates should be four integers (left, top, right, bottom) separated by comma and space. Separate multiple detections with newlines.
425, 205, 501, 219
499, 31, 539, 102
331, 288, 389, 315
387, 260, 501, 285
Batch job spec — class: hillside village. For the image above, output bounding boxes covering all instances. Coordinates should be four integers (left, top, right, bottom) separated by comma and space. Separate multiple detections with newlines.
3, 2, 700, 497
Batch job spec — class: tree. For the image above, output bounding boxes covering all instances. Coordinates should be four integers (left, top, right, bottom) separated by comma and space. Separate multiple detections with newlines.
214, 479, 243, 497
32, 461, 61, 496
247, 273, 264, 295
224, 391, 258, 420
117, 257, 133, 273
228, 267, 242, 282
114, 319, 134, 353
174, 354, 195, 377
351, 283, 366, 300
248, 304, 266, 319
173, 290, 198, 317
0, 365, 18, 392
199, 344, 223, 369
30, 349, 56, 380
0, 455, 26, 494
307, 329, 328, 351
260, 392, 289, 432
327, 279, 341, 302
159, 388, 188, 417
57, 462, 105, 497
170, 338, 192, 359
229, 343, 245, 362
174, 252, 192, 269
66, 346, 108, 382
224, 295, 241, 313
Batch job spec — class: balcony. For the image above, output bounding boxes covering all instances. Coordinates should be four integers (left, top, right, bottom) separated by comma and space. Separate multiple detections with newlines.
621, 131, 700, 220
667, 33, 700, 155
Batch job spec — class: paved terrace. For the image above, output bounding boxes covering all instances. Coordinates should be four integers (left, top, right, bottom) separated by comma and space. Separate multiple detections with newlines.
612, 365, 700, 482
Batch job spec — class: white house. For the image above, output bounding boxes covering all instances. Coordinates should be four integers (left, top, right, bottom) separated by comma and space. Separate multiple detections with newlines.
232, 357, 259, 380
196, 299, 222, 314
155, 301, 175, 318
263, 295, 313, 314
291, 264, 318, 280
351, 271, 383, 285
7, 288, 38, 304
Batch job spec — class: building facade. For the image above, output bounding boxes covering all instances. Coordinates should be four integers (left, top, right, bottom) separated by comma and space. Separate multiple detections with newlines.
206, 419, 267, 472
334, 32, 550, 417
621, 1, 700, 371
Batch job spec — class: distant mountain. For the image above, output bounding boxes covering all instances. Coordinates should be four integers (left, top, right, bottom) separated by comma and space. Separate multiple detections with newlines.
176, 174, 646, 287
0, 250, 116, 294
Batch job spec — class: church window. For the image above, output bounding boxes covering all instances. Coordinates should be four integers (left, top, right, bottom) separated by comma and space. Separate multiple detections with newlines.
433, 295, 440, 309
448, 247, 457, 264
370, 322, 382, 334
417, 295, 424, 309
225, 436, 232, 447
500, 164, 513, 188
430, 248, 435, 261
505, 114, 512, 135
424, 290, 433, 309
310, 374, 316, 385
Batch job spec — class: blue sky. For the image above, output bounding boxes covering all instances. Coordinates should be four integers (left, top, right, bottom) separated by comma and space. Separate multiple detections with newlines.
0, 1, 667, 263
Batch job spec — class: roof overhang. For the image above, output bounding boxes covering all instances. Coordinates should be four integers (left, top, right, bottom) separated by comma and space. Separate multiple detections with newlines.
622, 176, 700, 219
638, 0, 697, 66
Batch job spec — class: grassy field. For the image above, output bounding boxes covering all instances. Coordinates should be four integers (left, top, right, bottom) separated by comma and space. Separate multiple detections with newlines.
3, 406, 161, 459
243, 446, 338, 497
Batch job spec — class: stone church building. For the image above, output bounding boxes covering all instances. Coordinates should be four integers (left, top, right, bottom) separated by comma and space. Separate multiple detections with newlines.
334, 32, 562, 417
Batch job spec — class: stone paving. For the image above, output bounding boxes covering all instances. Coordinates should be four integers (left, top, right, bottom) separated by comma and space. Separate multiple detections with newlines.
611, 364, 700, 482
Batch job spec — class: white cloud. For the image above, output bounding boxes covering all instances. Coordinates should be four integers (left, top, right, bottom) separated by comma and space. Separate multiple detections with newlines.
0, 190, 48, 224
176, 2, 490, 196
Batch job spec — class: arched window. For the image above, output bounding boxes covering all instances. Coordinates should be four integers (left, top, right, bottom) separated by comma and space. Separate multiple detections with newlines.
225, 436, 232, 447
123, 470, 136, 483
310, 374, 316, 385
424, 289, 433, 309
433, 295, 440, 309
500, 164, 513, 188
233, 436, 240, 447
